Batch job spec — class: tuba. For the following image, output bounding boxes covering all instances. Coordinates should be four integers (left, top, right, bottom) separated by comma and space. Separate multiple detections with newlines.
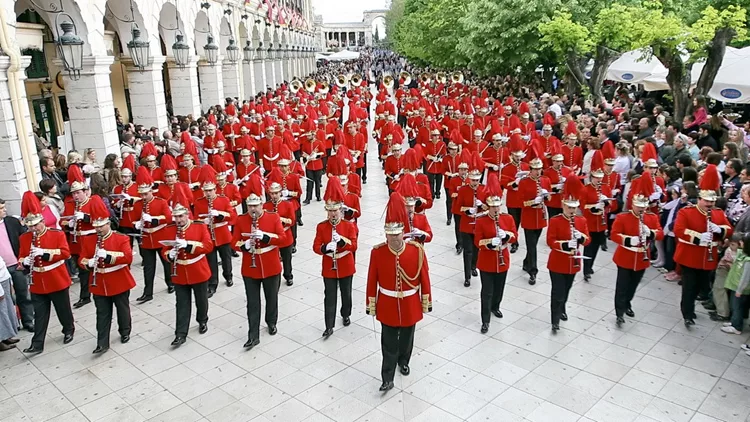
304, 78, 316, 93
452, 71, 464, 84
336, 74, 348, 88
420, 72, 431, 85
400, 70, 412, 85
436, 72, 447, 84
290, 79, 303, 94
383, 74, 395, 89
319, 81, 330, 95
350, 73, 363, 87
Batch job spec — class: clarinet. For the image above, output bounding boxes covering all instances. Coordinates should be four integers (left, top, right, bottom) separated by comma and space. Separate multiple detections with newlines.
72, 201, 81, 244
570, 216, 580, 269
595, 183, 606, 226
28, 231, 37, 286
706, 212, 714, 262
250, 212, 258, 268
91, 233, 103, 287
536, 177, 547, 221
494, 216, 505, 267
639, 212, 650, 262
207, 196, 216, 242
331, 219, 339, 271
171, 225, 182, 277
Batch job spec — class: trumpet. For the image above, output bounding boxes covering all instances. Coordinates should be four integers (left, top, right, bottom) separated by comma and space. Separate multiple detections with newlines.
91, 233, 103, 287
250, 211, 259, 268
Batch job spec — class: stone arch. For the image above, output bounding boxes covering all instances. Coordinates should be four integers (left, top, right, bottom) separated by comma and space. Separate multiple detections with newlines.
219, 15, 232, 53
157, 1, 187, 58
252, 23, 262, 49
238, 20, 249, 52
193, 9, 212, 58
103, 0, 149, 57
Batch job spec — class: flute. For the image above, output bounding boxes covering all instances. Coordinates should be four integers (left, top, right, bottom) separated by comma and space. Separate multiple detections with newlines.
639, 212, 649, 262
207, 196, 216, 242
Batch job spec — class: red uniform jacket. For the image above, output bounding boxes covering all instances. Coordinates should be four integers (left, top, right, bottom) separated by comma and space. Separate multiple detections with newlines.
457, 184, 488, 234
263, 200, 296, 248
79, 231, 136, 296
563, 145, 583, 170
474, 214, 518, 273
581, 184, 616, 233
203, 132, 225, 155
313, 219, 358, 278
546, 215, 591, 274
343, 192, 361, 223
611, 211, 664, 271
19, 228, 71, 294
443, 154, 460, 179
465, 140, 488, 154
193, 195, 237, 246
674, 206, 732, 271
302, 138, 325, 171
216, 182, 241, 208
424, 140, 446, 174
449, 176, 469, 215
235, 161, 261, 188
179, 165, 201, 191
501, 161, 530, 209
259, 136, 284, 171
217, 151, 236, 183
113, 182, 139, 229
519, 176, 552, 230
366, 241, 432, 327
267, 171, 303, 210
63, 197, 97, 256
482, 144, 509, 174
133, 197, 172, 250
384, 155, 404, 191
543, 167, 568, 209
160, 222, 213, 285
231, 211, 285, 279
406, 212, 433, 244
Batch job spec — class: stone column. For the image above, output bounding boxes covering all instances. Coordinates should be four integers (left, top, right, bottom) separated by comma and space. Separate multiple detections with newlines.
282, 52, 292, 82
275, 52, 285, 84
0, 56, 37, 212
242, 60, 256, 97
198, 61, 225, 110
222, 60, 241, 100
59, 55, 119, 159
167, 56, 202, 117
253, 51, 267, 93
265, 50, 276, 89
124, 55, 168, 135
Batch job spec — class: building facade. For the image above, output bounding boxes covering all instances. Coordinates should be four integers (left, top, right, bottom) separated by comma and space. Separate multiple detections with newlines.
0, 0, 319, 212
316, 9, 386, 52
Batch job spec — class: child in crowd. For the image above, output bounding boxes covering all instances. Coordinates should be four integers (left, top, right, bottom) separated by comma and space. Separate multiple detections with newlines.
722, 234, 750, 335
711, 234, 741, 322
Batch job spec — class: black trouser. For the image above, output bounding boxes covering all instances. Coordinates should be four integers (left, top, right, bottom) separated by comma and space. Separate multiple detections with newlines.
380, 323, 416, 383
244, 275, 280, 340
523, 229, 543, 275
547, 207, 562, 218
206, 243, 233, 291
323, 148, 332, 169
140, 248, 173, 297
93, 291, 131, 348
118, 226, 138, 249
614, 267, 645, 318
280, 245, 293, 281
508, 208, 521, 247
72, 255, 91, 301
550, 272, 575, 325
480, 271, 507, 324
427, 173, 443, 198
356, 157, 367, 182
8, 266, 33, 327
453, 215, 461, 248
293, 150, 302, 161
663, 236, 676, 272
30, 287, 74, 349
444, 185, 453, 221
305, 169, 323, 201
681, 266, 712, 320
461, 232, 478, 280
323, 276, 353, 329
174, 281, 209, 337
583, 231, 607, 276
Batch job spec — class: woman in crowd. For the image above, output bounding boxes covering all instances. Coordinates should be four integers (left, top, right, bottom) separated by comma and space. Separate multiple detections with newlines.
103, 153, 123, 191
33, 191, 60, 230
39, 178, 64, 217
0, 257, 19, 351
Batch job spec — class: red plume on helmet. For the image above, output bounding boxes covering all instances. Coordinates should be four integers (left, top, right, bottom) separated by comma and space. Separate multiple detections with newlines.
160, 154, 179, 175
180, 131, 192, 144
543, 112, 556, 126
641, 142, 658, 166
504, 96, 514, 107
140, 142, 158, 160
565, 120, 578, 137
136, 166, 155, 193
699, 164, 721, 201
601, 140, 616, 164
384, 192, 409, 234
631, 172, 655, 208
403, 148, 419, 172
89, 195, 111, 227
183, 139, 198, 160
590, 150, 605, 177
21, 191, 43, 226
67, 164, 87, 193
562, 174, 585, 207
518, 102, 530, 117
122, 154, 136, 175
485, 173, 504, 206
326, 154, 346, 176
210, 154, 229, 177
323, 175, 346, 210
243, 172, 265, 205
171, 184, 193, 217
198, 164, 218, 190
509, 134, 526, 152
397, 173, 420, 200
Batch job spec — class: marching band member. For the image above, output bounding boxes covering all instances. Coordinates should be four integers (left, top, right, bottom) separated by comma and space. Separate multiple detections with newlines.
302, 130, 325, 204
611, 175, 664, 326
581, 154, 615, 282
482, 133, 509, 178
79, 198, 136, 354
62, 165, 96, 309
18, 192, 75, 354
235, 148, 262, 213
212, 156, 242, 209
112, 155, 139, 245
674, 165, 732, 327
398, 174, 433, 244
543, 143, 569, 219
268, 146, 304, 243
214, 140, 236, 183
194, 166, 237, 298
366, 192, 432, 392
264, 182, 296, 286
443, 141, 460, 226
562, 124, 583, 172
231, 177, 285, 349
313, 178, 358, 338
259, 126, 283, 172
133, 167, 174, 303
546, 176, 590, 332
161, 187, 213, 346
457, 157, 487, 287
425, 123, 446, 198
518, 148, 551, 285
448, 151, 471, 255
384, 143, 404, 194
501, 135, 530, 253
474, 174, 517, 333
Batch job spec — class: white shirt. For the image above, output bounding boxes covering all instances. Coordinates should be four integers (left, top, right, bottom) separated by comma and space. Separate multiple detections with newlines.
549, 103, 562, 118
612, 155, 632, 186
0, 256, 9, 282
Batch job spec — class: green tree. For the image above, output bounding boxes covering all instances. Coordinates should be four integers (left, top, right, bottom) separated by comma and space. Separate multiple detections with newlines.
374, 26, 380, 42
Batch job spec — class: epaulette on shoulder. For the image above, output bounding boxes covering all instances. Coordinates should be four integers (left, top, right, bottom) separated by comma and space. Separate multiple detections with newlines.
373, 242, 386, 249
407, 240, 424, 249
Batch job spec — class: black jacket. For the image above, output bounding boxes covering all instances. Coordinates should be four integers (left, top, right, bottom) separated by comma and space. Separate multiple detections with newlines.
2, 216, 26, 257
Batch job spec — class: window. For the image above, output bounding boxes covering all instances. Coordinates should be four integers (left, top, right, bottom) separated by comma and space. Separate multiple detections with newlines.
23, 48, 49, 79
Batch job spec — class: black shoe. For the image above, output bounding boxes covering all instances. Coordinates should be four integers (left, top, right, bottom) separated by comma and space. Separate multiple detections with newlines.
529, 275, 536, 285
231, 250, 239, 258
584, 274, 591, 283
601, 244, 608, 252
303, 200, 311, 205
316, 197, 321, 202
464, 279, 470, 287
199, 323, 208, 334
23, 324, 34, 333
298, 220, 304, 227
171, 336, 186, 346
244, 338, 260, 349
268, 325, 277, 335
436, 193, 441, 199
2, 338, 19, 345
286, 279, 294, 286
63, 333, 74, 344
684, 318, 696, 327
23, 345, 43, 354
455, 247, 462, 255
226, 279, 234, 287
92, 346, 109, 354
400, 364, 410, 376
702, 302, 716, 311
121, 335, 130, 344
492, 309, 503, 318
137, 295, 153, 304
616, 316, 625, 327
560, 313, 568, 321
710, 312, 730, 322
695, 295, 709, 302
207, 289, 215, 299
168, 286, 175, 294
480, 323, 489, 334
362, 179, 367, 184
379, 381, 394, 392
447, 218, 451, 226
510, 244, 518, 254
471, 269, 478, 277
343, 317, 351, 326
322, 328, 334, 338
552, 324, 559, 332
292, 246, 297, 254
625, 308, 635, 318
73, 298, 91, 309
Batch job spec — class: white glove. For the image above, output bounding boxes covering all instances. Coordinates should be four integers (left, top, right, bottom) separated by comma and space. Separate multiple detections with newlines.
567, 240, 578, 249
572, 229, 582, 240
640, 224, 651, 238
74, 211, 85, 220
252, 230, 265, 240
209, 209, 221, 217
142, 213, 153, 221
513, 178, 522, 186
648, 192, 661, 201
533, 196, 543, 205
599, 193, 608, 201
612, 189, 621, 196
203, 218, 211, 225
700, 232, 713, 246
244, 239, 254, 250
96, 248, 107, 259
560, 177, 566, 183
282, 189, 290, 198
412, 228, 425, 237
30, 247, 44, 258
541, 189, 549, 196
326, 241, 337, 252
491, 237, 501, 247
67, 219, 76, 229
490, 164, 499, 171
134, 221, 143, 230
522, 135, 531, 141
332, 232, 341, 243
175, 239, 188, 249
655, 185, 663, 194
168, 249, 178, 260
468, 207, 477, 215
474, 198, 483, 207
87, 257, 96, 268
709, 222, 722, 234
23, 256, 33, 267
